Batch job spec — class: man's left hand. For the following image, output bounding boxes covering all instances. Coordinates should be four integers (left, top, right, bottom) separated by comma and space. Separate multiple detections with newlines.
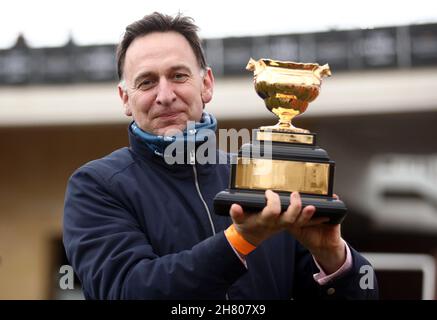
286, 192, 346, 274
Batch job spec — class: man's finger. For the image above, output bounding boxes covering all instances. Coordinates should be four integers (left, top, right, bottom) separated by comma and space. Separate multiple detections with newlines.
294, 205, 316, 227
261, 190, 281, 219
302, 217, 330, 227
282, 192, 302, 225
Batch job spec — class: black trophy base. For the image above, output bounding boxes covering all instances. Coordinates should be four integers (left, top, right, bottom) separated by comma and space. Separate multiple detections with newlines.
213, 189, 347, 225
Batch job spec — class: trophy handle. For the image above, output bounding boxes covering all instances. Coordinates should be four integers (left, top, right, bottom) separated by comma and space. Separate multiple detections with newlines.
315, 63, 332, 79
246, 57, 267, 75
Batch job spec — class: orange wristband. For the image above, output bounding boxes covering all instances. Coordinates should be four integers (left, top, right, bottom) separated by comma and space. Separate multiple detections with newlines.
224, 224, 256, 256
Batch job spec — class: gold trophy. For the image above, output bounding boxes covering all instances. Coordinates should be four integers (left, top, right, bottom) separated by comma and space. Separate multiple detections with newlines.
214, 58, 347, 224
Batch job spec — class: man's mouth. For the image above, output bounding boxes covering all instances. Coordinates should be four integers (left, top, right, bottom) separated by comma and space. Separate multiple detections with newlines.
157, 111, 183, 121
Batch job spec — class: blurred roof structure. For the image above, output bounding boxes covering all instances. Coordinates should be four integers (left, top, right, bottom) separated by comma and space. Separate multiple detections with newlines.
1, 23, 436, 126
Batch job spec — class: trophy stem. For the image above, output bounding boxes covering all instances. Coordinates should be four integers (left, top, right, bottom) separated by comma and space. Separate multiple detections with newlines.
261, 119, 310, 133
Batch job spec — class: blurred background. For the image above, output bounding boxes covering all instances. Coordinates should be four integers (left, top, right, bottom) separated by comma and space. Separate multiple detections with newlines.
1, 0, 437, 299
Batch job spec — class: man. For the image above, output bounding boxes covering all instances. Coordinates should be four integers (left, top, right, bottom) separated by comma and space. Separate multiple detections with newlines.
63, 12, 378, 299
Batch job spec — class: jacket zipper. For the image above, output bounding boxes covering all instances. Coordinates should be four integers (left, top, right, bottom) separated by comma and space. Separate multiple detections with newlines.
192, 164, 216, 236
192, 164, 230, 300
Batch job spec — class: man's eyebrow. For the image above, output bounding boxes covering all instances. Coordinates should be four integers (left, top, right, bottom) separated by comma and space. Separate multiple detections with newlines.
168, 64, 192, 74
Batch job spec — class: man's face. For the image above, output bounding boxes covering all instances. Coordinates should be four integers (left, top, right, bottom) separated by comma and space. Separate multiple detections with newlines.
118, 31, 214, 136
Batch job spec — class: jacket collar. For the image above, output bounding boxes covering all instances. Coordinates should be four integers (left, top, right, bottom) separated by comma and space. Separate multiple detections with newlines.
127, 122, 219, 176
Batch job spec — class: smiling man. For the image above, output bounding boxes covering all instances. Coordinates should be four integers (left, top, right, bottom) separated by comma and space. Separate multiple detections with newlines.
118, 30, 213, 136
63, 12, 378, 300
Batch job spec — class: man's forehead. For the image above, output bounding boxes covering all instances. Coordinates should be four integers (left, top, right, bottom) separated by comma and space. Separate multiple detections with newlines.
124, 31, 199, 78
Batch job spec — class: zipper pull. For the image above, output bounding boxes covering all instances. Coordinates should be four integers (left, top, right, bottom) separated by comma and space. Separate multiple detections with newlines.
189, 148, 195, 165
187, 127, 196, 165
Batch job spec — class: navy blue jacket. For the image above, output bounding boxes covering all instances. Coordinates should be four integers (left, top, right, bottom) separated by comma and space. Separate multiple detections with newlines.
63, 126, 378, 299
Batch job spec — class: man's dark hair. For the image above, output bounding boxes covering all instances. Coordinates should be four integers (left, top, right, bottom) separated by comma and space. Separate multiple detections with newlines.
116, 12, 207, 80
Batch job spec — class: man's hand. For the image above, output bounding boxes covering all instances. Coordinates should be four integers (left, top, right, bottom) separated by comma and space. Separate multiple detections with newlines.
286, 192, 346, 274
229, 190, 346, 274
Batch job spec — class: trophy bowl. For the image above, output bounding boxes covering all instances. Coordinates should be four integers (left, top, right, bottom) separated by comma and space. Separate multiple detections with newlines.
246, 58, 331, 133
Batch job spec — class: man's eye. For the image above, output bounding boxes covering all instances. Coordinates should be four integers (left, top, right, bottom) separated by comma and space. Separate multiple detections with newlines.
173, 73, 188, 82
138, 79, 155, 90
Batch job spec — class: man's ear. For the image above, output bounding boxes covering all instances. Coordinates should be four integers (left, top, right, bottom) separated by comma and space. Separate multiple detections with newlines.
201, 68, 214, 104
118, 83, 132, 116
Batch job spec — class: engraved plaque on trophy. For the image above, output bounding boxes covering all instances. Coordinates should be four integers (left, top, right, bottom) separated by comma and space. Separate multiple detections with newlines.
213, 58, 347, 224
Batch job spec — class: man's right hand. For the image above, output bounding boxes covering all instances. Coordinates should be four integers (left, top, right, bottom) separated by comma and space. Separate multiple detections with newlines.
229, 190, 328, 247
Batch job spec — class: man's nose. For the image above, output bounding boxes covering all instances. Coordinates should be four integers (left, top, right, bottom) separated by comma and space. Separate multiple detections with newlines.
155, 78, 177, 105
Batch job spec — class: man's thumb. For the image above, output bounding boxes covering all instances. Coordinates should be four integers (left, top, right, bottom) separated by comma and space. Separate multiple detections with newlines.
229, 204, 245, 224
